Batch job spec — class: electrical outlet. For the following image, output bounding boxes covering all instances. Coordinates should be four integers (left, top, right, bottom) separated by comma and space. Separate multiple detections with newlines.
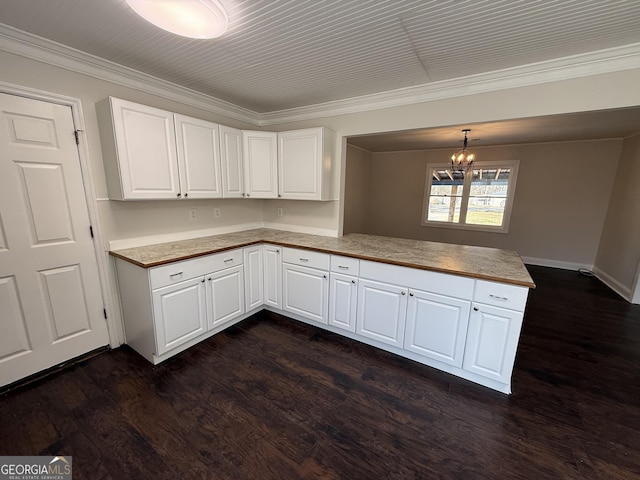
214, 208, 221, 218
189, 208, 197, 221
277, 207, 283, 217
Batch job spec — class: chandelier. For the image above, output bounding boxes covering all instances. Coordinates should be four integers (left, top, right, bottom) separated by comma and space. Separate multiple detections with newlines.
451, 129, 475, 174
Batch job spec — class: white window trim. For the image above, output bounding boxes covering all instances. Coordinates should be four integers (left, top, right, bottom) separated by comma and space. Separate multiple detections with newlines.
421, 160, 520, 233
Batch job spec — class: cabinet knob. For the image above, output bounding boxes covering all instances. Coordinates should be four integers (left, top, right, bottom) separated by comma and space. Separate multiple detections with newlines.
323, 274, 327, 279
401, 291, 406, 296
409, 292, 414, 297
184, 193, 188, 197
208, 277, 212, 281
201, 279, 205, 283
246, 194, 250, 197
177, 193, 181, 198
351, 280, 356, 284
473, 307, 479, 311
278, 194, 282, 197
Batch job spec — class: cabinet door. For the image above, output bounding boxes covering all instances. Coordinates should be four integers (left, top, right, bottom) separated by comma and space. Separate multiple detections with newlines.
206, 265, 245, 330
404, 289, 470, 367
282, 263, 328, 324
109, 98, 180, 200
242, 131, 278, 198
152, 276, 207, 355
174, 114, 222, 199
244, 245, 263, 311
356, 279, 407, 348
278, 128, 323, 200
263, 244, 282, 309
463, 303, 524, 383
219, 125, 244, 198
329, 273, 357, 332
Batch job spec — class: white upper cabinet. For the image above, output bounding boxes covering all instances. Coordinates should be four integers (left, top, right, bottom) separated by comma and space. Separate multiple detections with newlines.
174, 114, 222, 199
278, 127, 335, 200
242, 131, 278, 198
100, 97, 180, 200
219, 125, 244, 198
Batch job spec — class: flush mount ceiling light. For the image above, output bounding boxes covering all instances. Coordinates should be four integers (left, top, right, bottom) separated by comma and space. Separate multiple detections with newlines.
125, 0, 229, 39
451, 129, 475, 174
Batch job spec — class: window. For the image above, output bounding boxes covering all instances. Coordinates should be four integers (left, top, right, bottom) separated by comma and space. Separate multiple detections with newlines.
421, 160, 519, 233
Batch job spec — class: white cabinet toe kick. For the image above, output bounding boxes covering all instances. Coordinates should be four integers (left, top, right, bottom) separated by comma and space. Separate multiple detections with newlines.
115, 245, 530, 394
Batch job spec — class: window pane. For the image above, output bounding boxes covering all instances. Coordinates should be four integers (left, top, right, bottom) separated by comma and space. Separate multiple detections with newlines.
427, 195, 461, 223
466, 168, 510, 226
427, 169, 464, 223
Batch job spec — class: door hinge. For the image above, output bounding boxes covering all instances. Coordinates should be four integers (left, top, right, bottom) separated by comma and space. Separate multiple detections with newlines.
103, 308, 108, 320
74, 130, 80, 145
89, 225, 94, 238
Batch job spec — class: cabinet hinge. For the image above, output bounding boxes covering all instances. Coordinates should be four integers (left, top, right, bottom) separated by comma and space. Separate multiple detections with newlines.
74, 130, 80, 145
103, 308, 108, 320
89, 225, 94, 238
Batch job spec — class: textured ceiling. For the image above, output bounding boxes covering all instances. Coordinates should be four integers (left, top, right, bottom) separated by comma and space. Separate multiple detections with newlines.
1, 0, 640, 112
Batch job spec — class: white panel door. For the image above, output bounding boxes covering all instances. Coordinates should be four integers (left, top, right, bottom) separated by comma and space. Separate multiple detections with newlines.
356, 279, 407, 348
328, 273, 357, 332
282, 263, 328, 324
243, 245, 263, 311
277, 128, 322, 200
242, 131, 278, 198
0, 93, 109, 388
463, 303, 524, 383
263, 244, 282, 309
152, 276, 207, 355
219, 125, 244, 198
109, 97, 180, 199
207, 265, 245, 330
174, 114, 222, 199
404, 289, 470, 367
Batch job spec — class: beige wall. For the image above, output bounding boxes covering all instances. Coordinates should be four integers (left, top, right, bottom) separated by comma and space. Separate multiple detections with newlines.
348, 140, 622, 266
343, 145, 372, 234
595, 133, 640, 294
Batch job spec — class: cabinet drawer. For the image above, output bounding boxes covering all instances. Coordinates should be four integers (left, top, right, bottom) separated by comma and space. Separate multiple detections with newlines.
330, 255, 359, 275
282, 247, 330, 270
149, 258, 208, 290
473, 280, 529, 311
201, 249, 244, 274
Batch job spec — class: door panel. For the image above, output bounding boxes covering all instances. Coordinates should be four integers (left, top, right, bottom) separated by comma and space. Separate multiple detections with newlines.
17, 162, 74, 245
0, 93, 109, 388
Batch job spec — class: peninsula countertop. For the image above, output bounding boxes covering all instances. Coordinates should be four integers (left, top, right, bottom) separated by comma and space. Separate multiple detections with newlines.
110, 229, 535, 288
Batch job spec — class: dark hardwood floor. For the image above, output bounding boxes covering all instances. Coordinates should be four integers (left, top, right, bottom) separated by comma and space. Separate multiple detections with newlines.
2, 265, 640, 479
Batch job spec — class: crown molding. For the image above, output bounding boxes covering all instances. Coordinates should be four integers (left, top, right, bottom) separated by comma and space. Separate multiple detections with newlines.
0, 23, 260, 125
259, 42, 640, 125
2, 23, 640, 128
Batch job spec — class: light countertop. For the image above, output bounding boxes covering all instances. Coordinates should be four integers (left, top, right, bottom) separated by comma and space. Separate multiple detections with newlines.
110, 228, 535, 288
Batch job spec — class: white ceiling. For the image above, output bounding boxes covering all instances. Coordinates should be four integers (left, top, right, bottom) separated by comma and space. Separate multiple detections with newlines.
347, 107, 640, 152
1, 0, 640, 113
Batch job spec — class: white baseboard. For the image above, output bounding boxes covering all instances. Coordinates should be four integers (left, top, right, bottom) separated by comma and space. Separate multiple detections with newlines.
522, 256, 633, 302
108, 221, 339, 251
262, 222, 339, 237
108, 222, 264, 251
591, 266, 632, 301
520, 256, 593, 272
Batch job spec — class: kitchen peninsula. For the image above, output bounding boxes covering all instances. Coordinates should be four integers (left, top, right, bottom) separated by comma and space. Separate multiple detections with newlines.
111, 229, 535, 393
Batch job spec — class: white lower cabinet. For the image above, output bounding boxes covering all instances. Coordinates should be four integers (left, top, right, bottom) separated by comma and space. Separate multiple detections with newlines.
206, 265, 245, 330
243, 245, 263, 311
263, 244, 282, 309
283, 263, 329, 324
404, 289, 470, 368
152, 276, 208, 356
462, 303, 524, 383
117, 242, 529, 393
328, 272, 357, 332
356, 279, 407, 348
